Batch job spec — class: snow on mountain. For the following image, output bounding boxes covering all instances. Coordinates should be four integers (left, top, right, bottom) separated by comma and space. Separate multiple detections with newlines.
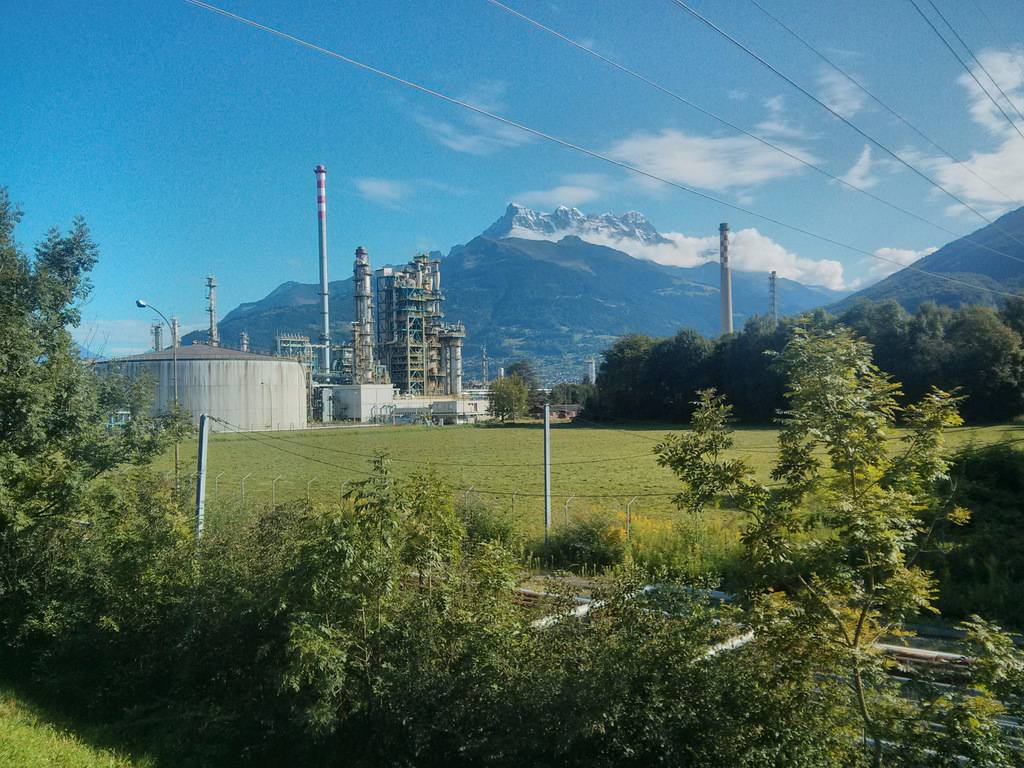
481, 203, 847, 290
483, 203, 673, 246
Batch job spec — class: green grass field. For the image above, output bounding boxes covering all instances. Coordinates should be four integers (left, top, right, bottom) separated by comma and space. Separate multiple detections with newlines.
0, 690, 148, 768
154, 421, 1024, 546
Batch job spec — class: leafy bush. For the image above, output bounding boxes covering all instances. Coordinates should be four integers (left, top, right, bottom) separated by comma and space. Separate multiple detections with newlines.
541, 516, 627, 570
457, 498, 518, 546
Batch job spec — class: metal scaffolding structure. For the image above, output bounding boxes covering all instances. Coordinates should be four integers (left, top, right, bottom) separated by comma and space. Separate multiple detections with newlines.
374, 253, 464, 396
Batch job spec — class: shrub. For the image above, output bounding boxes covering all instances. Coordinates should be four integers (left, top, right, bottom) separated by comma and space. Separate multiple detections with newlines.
542, 516, 627, 571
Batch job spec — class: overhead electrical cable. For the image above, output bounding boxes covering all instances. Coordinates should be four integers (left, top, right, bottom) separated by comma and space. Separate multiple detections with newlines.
746, 0, 1023, 207
908, 0, 1024, 140
967, 0, 1024, 107
485, 0, 1024, 268
667, 0, 1024, 252
209, 417, 681, 498
924, 0, 1024, 121
183, 0, 1020, 301
262, 430, 656, 468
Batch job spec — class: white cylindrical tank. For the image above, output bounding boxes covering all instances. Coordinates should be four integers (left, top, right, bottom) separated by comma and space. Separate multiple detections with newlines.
97, 346, 307, 432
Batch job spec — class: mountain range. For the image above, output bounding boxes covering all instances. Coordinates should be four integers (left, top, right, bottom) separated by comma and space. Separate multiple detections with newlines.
183, 205, 847, 379
834, 205, 1024, 311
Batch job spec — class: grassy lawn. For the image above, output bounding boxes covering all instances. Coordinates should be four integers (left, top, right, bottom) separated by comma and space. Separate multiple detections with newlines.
151, 420, 1024, 544
0, 690, 149, 768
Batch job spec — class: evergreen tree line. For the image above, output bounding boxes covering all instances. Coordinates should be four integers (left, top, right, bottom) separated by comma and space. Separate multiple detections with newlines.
588, 299, 1024, 423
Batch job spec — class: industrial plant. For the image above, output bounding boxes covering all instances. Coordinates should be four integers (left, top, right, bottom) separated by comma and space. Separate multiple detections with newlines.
103, 161, 749, 432
103, 164, 482, 431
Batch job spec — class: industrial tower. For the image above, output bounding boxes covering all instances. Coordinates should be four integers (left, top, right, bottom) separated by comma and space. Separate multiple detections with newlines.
352, 246, 375, 384
206, 275, 219, 347
374, 253, 464, 396
719, 223, 733, 336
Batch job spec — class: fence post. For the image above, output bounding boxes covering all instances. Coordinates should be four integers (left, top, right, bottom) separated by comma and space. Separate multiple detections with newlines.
194, 413, 210, 545
462, 486, 475, 505
563, 495, 574, 525
272, 475, 284, 507
307, 477, 319, 501
240, 473, 253, 507
626, 496, 638, 540
214, 471, 225, 498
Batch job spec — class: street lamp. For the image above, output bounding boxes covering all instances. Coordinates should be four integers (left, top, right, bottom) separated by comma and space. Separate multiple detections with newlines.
136, 299, 180, 489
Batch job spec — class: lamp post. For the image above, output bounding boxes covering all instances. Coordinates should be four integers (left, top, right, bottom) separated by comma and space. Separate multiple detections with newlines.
136, 299, 180, 490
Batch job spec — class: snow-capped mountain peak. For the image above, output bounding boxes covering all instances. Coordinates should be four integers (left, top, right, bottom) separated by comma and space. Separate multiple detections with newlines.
483, 203, 671, 246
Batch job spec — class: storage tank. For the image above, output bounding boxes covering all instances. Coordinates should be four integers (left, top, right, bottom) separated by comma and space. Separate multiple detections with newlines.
96, 345, 307, 432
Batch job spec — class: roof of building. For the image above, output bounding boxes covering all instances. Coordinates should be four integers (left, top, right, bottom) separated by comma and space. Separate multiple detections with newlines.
97, 344, 295, 364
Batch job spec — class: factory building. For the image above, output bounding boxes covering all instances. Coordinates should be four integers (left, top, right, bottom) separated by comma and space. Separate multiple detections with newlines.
373, 252, 465, 397
97, 345, 307, 432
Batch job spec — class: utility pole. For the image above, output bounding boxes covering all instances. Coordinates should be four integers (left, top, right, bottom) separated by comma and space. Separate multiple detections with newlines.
769, 270, 778, 324
543, 404, 552, 544
194, 414, 209, 544
481, 345, 489, 384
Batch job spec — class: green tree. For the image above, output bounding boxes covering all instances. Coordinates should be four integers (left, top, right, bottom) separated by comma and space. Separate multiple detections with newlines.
0, 188, 185, 635
504, 358, 545, 408
640, 329, 712, 420
658, 324, 1023, 767
549, 379, 595, 405
487, 375, 528, 422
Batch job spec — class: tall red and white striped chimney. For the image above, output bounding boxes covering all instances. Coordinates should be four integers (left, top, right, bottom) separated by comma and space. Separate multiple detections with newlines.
315, 165, 331, 373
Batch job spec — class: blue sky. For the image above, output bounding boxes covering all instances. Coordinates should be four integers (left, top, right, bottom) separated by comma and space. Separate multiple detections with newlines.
4, 0, 1024, 354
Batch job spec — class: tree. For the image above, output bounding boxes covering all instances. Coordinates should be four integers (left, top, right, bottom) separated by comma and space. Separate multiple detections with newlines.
0, 187, 185, 637
657, 324, 1023, 767
586, 334, 655, 419
550, 379, 596, 405
504, 358, 545, 409
942, 306, 1024, 421
488, 375, 528, 422
640, 329, 712, 420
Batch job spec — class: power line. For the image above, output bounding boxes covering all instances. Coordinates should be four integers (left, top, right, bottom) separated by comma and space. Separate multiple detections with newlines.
183, 0, 1022, 301
908, 0, 1024, 140
667, 0, 1024, 253
263, 430, 656, 468
967, 0, 1024, 108
746, 0, 1023, 208
925, 0, 1024, 122
485, 0, 1024, 268
487, 0, 1024, 272
210, 416, 680, 498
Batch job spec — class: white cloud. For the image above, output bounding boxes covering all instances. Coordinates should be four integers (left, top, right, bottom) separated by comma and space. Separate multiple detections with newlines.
504, 218, 848, 289
354, 177, 411, 206
816, 68, 867, 118
866, 246, 937, 280
628, 228, 846, 290
605, 128, 813, 192
957, 49, 1024, 137
754, 95, 810, 139
414, 81, 532, 155
838, 144, 879, 189
515, 173, 607, 208
922, 49, 1024, 209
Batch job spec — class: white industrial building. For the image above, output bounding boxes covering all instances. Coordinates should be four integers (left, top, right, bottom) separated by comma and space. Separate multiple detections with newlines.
98, 345, 307, 432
